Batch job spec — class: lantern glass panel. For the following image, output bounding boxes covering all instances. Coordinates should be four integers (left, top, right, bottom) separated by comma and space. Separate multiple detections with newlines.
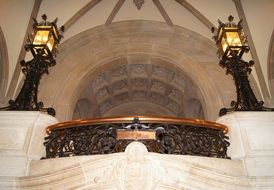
225, 31, 242, 47
221, 36, 229, 53
33, 30, 50, 46
33, 26, 57, 52
46, 33, 55, 51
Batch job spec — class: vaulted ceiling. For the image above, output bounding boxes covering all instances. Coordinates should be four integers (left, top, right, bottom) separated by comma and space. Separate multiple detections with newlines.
73, 60, 203, 118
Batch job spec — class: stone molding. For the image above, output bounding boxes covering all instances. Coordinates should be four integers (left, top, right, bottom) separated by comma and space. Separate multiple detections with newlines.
1, 141, 272, 189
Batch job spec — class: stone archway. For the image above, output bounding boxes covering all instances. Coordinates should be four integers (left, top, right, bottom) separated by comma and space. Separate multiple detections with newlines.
39, 20, 235, 122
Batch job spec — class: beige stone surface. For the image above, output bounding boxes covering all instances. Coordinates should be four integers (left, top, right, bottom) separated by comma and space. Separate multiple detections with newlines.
1, 141, 272, 190
0, 111, 58, 177
217, 112, 274, 176
1, 111, 274, 189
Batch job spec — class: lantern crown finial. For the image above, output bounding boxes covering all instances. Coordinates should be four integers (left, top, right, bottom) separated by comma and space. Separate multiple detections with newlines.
41, 14, 47, 21
228, 15, 234, 22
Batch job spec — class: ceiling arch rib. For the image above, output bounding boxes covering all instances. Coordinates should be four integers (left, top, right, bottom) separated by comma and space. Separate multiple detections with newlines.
63, 0, 103, 32
105, 0, 125, 26
152, 0, 173, 27
174, 0, 215, 30
233, 0, 270, 100
62, 0, 215, 34
0, 27, 9, 104
5, 0, 41, 101
267, 30, 274, 104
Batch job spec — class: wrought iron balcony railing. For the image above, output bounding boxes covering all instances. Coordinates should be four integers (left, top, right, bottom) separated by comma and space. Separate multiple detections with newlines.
43, 116, 230, 159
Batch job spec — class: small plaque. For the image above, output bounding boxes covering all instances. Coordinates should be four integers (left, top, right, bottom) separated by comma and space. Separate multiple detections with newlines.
117, 130, 156, 140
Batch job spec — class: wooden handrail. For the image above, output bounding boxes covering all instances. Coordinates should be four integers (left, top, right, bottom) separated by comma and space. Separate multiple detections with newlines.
46, 116, 228, 134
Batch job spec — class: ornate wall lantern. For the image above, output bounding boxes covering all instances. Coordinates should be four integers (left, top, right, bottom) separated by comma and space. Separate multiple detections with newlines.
0, 14, 64, 116
26, 14, 63, 63
29, 14, 59, 57
212, 15, 273, 116
215, 15, 249, 59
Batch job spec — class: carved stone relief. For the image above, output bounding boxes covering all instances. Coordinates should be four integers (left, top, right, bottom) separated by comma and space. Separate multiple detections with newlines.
112, 79, 128, 91
149, 92, 165, 105
111, 65, 127, 78
132, 90, 146, 100
96, 87, 109, 102
130, 64, 146, 75
73, 62, 203, 119
151, 80, 166, 93
114, 142, 160, 190
114, 92, 129, 104
133, 0, 145, 10
132, 78, 147, 88
92, 73, 107, 90
169, 87, 183, 101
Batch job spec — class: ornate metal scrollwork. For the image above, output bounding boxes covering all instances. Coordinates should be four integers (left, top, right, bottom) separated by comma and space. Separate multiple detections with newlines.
212, 15, 274, 116
0, 14, 64, 116
43, 117, 230, 159
218, 52, 274, 116
0, 53, 56, 116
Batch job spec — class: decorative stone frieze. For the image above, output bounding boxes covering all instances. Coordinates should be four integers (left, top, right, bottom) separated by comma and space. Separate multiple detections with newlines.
1, 141, 272, 189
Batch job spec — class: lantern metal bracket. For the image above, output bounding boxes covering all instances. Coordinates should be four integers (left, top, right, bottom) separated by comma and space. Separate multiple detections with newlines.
218, 50, 274, 116
0, 14, 64, 116
212, 16, 274, 116
0, 49, 57, 116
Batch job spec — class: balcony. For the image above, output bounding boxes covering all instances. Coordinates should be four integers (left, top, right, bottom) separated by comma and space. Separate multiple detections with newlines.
43, 116, 229, 159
